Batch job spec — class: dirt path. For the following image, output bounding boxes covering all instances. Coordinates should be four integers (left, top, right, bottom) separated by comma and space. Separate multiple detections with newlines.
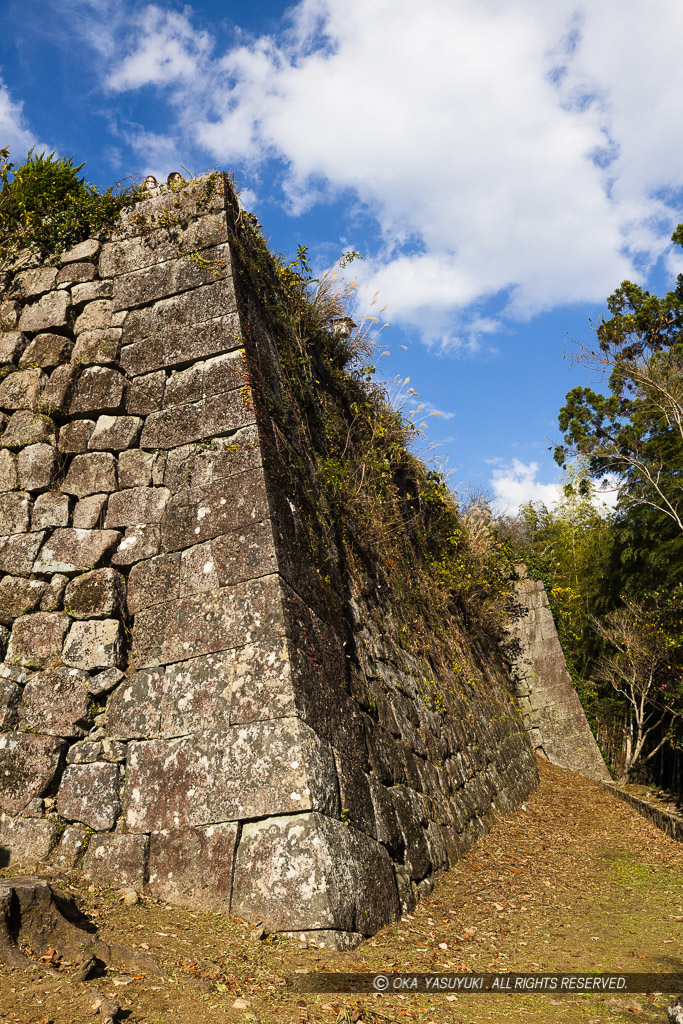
2, 756, 683, 1024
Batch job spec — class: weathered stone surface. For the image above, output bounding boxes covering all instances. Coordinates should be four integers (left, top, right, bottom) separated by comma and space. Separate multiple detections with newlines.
61, 452, 117, 496
71, 279, 112, 305
62, 618, 123, 670
127, 553, 180, 614
0, 733, 64, 813
0, 491, 31, 534
72, 493, 107, 528
6, 612, 70, 668
58, 419, 95, 454
1, 410, 55, 448
231, 813, 400, 935
161, 469, 268, 552
162, 651, 234, 734
61, 238, 100, 264
89, 415, 142, 451
391, 786, 431, 881
56, 261, 95, 287
0, 815, 59, 865
105, 486, 171, 528
80, 832, 147, 888
106, 667, 165, 739
88, 666, 124, 697
64, 568, 125, 619
115, 175, 225, 237
0, 299, 19, 330
51, 823, 90, 869
0, 531, 46, 575
178, 527, 277, 600
32, 491, 70, 530
163, 363, 203, 408
125, 718, 338, 831
229, 639, 297, 725
0, 331, 26, 364
0, 450, 17, 491
0, 576, 46, 624
113, 243, 231, 311
17, 443, 58, 491
140, 389, 252, 449
0, 677, 21, 729
73, 299, 113, 336
33, 527, 121, 574
71, 328, 121, 366
0, 368, 47, 411
20, 666, 91, 737
69, 367, 126, 415
132, 574, 284, 668
19, 333, 72, 369
38, 363, 77, 416
121, 311, 241, 376
148, 822, 238, 910
39, 574, 68, 612
57, 763, 120, 830
18, 290, 70, 333
111, 525, 160, 566
101, 211, 227, 277
13, 266, 58, 299
118, 449, 154, 489
125, 370, 165, 416
123, 278, 236, 346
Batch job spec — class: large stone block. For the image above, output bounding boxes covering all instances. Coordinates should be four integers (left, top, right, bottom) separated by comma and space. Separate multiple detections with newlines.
58, 419, 96, 454
57, 261, 95, 287
71, 279, 113, 305
0, 491, 31, 533
112, 243, 231, 311
0, 814, 60, 866
6, 612, 71, 668
104, 486, 171, 527
39, 364, 77, 416
115, 175, 226, 239
141, 388, 252, 450
228, 638, 297, 724
18, 290, 70, 333
13, 266, 58, 299
61, 238, 100, 264
32, 491, 71, 530
125, 370, 165, 416
88, 415, 142, 451
148, 822, 237, 910
19, 333, 71, 369
122, 278, 236, 346
121, 312, 241, 376
61, 452, 117, 496
80, 832, 147, 888
162, 650, 235, 734
17, 443, 58, 491
20, 666, 92, 738
0, 576, 46, 624
69, 367, 126, 415
0, 733, 64, 814
127, 553, 180, 614
124, 717, 338, 832
100, 211, 227, 277
163, 425, 262, 493
33, 527, 121, 573
72, 493, 107, 529
73, 299, 113, 335
132, 574, 284, 668
0, 368, 47, 411
0, 531, 46, 575
51, 823, 90, 870
118, 449, 154, 489
0, 410, 55, 448
0, 675, 22, 730
57, 763, 121, 830
231, 813, 400, 935
178, 528, 277, 596
160, 468, 269, 552
71, 328, 121, 366
63, 568, 126, 619
0, 331, 26, 364
62, 618, 123, 670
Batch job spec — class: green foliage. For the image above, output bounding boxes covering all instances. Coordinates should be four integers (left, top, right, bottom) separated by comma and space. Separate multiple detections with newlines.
0, 146, 143, 264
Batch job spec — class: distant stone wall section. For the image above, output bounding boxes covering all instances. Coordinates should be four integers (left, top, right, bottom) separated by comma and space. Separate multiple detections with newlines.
0, 175, 539, 948
512, 567, 610, 783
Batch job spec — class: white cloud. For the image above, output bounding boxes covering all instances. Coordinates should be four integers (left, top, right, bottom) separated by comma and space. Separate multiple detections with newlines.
80, 0, 683, 340
490, 459, 562, 516
0, 76, 40, 158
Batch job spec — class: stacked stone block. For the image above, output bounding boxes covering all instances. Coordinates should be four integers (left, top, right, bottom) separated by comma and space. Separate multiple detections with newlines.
0, 175, 538, 947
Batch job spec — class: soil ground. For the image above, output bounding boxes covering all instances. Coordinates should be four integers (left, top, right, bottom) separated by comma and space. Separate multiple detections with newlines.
2, 755, 683, 1024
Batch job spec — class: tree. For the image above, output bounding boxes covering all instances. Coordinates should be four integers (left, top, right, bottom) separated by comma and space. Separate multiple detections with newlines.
590, 590, 683, 782
555, 233, 683, 529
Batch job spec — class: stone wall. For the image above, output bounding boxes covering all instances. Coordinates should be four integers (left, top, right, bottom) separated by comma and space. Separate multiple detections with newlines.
0, 174, 539, 948
512, 567, 610, 783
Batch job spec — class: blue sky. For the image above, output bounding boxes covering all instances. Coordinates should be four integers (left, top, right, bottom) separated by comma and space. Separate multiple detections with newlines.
2, 0, 683, 514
